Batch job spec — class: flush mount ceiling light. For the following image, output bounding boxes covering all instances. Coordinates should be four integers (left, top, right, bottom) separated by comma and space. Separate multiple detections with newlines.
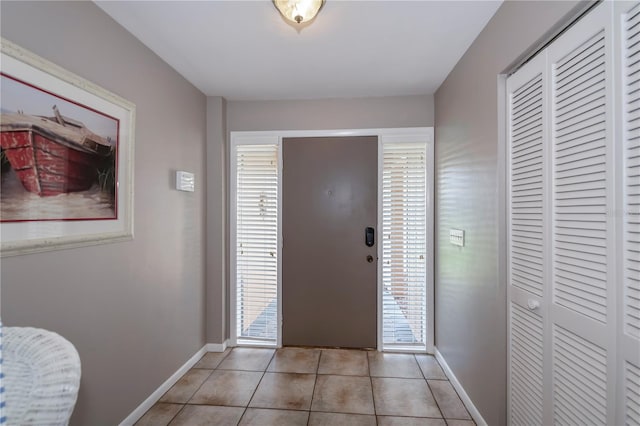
273, 0, 325, 24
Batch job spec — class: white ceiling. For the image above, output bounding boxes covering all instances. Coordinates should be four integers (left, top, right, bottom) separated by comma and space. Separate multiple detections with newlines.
96, 1, 502, 101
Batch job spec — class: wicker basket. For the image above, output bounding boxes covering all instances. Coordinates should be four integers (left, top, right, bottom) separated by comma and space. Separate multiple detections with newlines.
4, 327, 81, 426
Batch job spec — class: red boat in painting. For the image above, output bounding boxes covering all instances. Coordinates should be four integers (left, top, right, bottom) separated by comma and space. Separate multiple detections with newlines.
0, 106, 113, 196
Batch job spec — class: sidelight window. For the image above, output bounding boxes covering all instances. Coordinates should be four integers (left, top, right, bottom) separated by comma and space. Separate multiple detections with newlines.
232, 142, 280, 345
381, 139, 430, 350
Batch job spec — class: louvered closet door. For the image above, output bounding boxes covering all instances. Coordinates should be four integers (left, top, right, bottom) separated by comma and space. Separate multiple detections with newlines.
547, 4, 615, 425
507, 52, 548, 426
507, 3, 640, 425
619, 2, 640, 425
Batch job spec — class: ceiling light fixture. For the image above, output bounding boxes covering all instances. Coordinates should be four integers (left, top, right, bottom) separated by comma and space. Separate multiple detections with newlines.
272, 0, 325, 25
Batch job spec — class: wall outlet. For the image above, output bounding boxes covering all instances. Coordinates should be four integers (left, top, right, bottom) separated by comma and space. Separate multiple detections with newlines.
450, 229, 465, 247
176, 171, 195, 192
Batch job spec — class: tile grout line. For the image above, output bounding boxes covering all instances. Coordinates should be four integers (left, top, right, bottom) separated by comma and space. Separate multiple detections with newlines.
197, 352, 235, 423
306, 349, 323, 426
414, 355, 444, 425
433, 378, 474, 423
414, 353, 427, 380
424, 375, 447, 423
182, 349, 231, 406
366, 351, 379, 425
415, 350, 434, 421
186, 368, 215, 404
419, 353, 471, 423
159, 364, 215, 407
236, 348, 277, 425
165, 403, 186, 426
156, 349, 232, 425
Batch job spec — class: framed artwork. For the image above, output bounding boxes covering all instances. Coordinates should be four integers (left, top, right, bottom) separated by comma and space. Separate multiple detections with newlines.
0, 38, 135, 256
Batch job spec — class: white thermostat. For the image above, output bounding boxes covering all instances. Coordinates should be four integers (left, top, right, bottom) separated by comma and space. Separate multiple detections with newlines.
176, 171, 195, 192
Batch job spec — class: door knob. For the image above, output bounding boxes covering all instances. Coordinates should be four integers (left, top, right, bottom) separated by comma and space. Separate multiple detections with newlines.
367, 255, 374, 263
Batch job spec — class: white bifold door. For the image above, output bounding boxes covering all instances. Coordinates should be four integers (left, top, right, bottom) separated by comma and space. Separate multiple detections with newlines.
507, 2, 640, 425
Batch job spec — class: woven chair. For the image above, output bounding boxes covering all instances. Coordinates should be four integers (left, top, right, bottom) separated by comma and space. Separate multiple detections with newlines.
3, 327, 81, 426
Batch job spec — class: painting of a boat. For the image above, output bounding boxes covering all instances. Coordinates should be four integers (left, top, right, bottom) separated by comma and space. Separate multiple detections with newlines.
0, 105, 113, 196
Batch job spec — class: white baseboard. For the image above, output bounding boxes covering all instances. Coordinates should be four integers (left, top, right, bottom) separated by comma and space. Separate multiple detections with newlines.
205, 340, 228, 352
434, 347, 487, 426
119, 341, 229, 426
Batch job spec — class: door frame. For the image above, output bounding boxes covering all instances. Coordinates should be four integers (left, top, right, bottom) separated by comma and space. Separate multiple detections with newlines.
230, 127, 434, 352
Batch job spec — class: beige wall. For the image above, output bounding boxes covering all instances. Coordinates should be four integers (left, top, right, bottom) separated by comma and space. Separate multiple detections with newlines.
0, 2, 207, 424
227, 95, 434, 132
434, 1, 588, 425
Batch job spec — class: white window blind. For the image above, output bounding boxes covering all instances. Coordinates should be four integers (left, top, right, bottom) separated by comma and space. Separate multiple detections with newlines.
382, 142, 427, 348
235, 144, 278, 343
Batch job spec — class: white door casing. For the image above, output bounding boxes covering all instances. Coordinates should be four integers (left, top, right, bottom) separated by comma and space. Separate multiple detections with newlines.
230, 128, 434, 353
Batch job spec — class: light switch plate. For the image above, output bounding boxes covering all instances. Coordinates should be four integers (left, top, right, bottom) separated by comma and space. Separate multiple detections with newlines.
176, 171, 195, 192
450, 229, 465, 247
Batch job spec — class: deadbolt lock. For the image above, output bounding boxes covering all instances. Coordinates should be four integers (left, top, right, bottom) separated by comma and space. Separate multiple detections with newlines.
367, 255, 374, 263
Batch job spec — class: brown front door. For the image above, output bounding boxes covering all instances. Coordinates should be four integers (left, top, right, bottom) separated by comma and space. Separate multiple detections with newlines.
282, 136, 377, 348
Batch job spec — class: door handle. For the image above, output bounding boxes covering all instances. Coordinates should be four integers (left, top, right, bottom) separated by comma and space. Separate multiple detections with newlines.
365, 227, 375, 247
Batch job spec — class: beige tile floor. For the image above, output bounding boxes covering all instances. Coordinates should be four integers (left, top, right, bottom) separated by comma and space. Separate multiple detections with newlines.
136, 347, 475, 426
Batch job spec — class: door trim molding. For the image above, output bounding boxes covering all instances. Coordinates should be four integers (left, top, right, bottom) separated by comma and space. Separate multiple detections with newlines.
377, 131, 435, 353
232, 127, 432, 139
230, 127, 434, 351
229, 134, 281, 348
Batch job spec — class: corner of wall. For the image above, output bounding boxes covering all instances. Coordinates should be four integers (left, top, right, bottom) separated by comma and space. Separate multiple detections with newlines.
205, 97, 228, 345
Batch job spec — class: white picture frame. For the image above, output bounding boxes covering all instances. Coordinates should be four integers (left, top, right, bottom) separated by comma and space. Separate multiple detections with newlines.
0, 38, 135, 257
